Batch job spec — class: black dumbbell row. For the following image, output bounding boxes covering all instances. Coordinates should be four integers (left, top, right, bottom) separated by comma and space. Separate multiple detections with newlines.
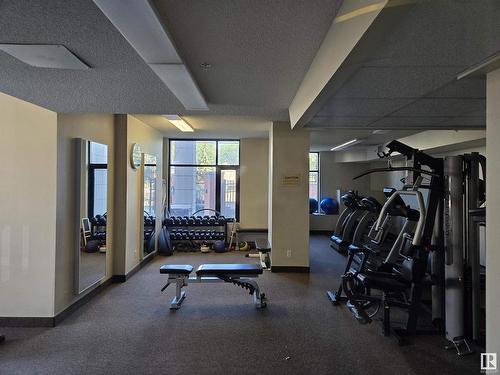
144, 215, 156, 226
90, 215, 107, 227
164, 215, 227, 227
169, 229, 226, 241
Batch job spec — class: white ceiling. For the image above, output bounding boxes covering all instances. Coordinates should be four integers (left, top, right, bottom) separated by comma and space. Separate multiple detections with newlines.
0, 0, 342, 119
303, 0, 500, 131
0, 0, 496, 150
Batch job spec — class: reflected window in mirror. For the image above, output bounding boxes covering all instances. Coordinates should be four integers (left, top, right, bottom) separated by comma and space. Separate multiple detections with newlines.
88, 142, 108, 218
143, 154, 157, 257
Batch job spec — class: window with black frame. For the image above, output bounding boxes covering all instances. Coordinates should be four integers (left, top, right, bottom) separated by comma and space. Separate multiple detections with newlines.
309, 152, 319, 206
169, 140, 240, 219
88, 141, 108, 218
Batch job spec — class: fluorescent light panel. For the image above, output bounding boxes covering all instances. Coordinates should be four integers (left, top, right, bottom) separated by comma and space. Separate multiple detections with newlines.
333, 2, 386, 24
163, 115, 194, 132
0, 44, 89, 69
331, 139, 358, 151
93, 0, 208, 110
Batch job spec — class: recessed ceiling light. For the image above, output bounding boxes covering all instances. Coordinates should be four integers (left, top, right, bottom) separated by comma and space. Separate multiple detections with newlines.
330, 139, 358, 151
163, 115, 194, 132
0, 44, 89, 69
333, 2, 386, 24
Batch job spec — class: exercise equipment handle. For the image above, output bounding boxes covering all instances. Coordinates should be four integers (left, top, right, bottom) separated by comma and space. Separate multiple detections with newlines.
376, 190, 426, 246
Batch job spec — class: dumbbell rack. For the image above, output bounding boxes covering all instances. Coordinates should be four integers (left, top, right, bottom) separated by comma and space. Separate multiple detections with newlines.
166, 214, 230, 251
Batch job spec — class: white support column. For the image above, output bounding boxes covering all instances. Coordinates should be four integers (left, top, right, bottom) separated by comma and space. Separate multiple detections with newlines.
268, 122, 310, 270
487, 68, 500, 355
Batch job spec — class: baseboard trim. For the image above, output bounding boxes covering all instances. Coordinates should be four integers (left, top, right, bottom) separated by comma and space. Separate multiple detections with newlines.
0, 278, 113, 328
271, 266, 310, 273
0, 316, 55, 328
310, 230, 332, 235
112, 251, 156, 283
239, 229, 268, 233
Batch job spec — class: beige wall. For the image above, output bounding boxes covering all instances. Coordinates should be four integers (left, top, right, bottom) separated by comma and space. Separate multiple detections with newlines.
122, 116, 163, 274
486, 68, 500, 355
0, 92, 58, 317
55, 113, 115, 314
319, 152, 373, 198
311, 152, 381, 232
269, 122, 309, 267
239, 138, 269, 229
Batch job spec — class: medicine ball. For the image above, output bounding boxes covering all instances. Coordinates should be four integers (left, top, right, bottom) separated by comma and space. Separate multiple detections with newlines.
85, 240, 100, 253
214, 240, 226, 253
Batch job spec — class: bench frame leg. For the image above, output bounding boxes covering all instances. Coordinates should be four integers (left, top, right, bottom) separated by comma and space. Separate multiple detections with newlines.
169, 276, 188, 310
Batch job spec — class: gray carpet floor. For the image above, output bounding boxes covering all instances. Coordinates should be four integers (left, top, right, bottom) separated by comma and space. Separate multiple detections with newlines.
79, 251, 106, 290
0, 235, 479, 375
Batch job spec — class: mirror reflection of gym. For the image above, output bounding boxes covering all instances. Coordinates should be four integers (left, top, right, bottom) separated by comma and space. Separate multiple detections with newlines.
77, 139, 108, 293
142, 153, 157, 259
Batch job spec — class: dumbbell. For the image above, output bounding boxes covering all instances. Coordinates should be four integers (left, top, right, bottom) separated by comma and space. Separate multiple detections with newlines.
188, 216, 195, 225
209, 216, 216, 225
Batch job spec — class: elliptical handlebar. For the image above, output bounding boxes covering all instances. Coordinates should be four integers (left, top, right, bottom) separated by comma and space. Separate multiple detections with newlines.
375, 189, 426, 246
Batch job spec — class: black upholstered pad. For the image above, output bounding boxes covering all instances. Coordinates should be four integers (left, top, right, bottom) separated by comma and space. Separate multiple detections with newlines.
357, 273, 408, 292
160, 264, 193, 275
196, 263, 263, 276
255, 239, 271, 252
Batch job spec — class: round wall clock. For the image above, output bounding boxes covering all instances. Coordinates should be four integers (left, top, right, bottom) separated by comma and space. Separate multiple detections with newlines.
130, 143, 142, 169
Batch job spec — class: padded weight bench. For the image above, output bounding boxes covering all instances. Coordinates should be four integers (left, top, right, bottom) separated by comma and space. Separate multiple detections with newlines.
245, 239, 271, 269
160, 263, 267, 310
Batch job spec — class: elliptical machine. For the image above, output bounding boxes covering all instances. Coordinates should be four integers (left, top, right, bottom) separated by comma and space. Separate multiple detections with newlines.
330, 191, 382, 254
327, 187, 420, 305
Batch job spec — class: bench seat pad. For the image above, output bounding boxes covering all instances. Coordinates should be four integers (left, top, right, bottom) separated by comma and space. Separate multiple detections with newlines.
196, 263, 263, 276
255, 239, 271, 253
160, 264, 193, 275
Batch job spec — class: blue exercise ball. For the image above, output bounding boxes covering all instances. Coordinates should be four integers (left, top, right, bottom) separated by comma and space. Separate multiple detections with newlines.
309, 198, 318, 214
320, 198, 339, 215
214, 240, 226, 253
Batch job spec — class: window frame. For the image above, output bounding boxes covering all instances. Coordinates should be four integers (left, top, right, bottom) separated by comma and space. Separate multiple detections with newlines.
309, 152, 320, 210
168, 139, 241, 220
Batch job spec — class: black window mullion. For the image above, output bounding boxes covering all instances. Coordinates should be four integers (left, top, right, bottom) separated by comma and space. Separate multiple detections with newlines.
215, 167, 221, 213
88, 166, 95, 218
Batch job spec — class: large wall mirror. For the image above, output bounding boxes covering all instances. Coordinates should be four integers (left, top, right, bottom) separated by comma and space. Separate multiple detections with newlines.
75, 139, 108, 294
142, 153, 157, 260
